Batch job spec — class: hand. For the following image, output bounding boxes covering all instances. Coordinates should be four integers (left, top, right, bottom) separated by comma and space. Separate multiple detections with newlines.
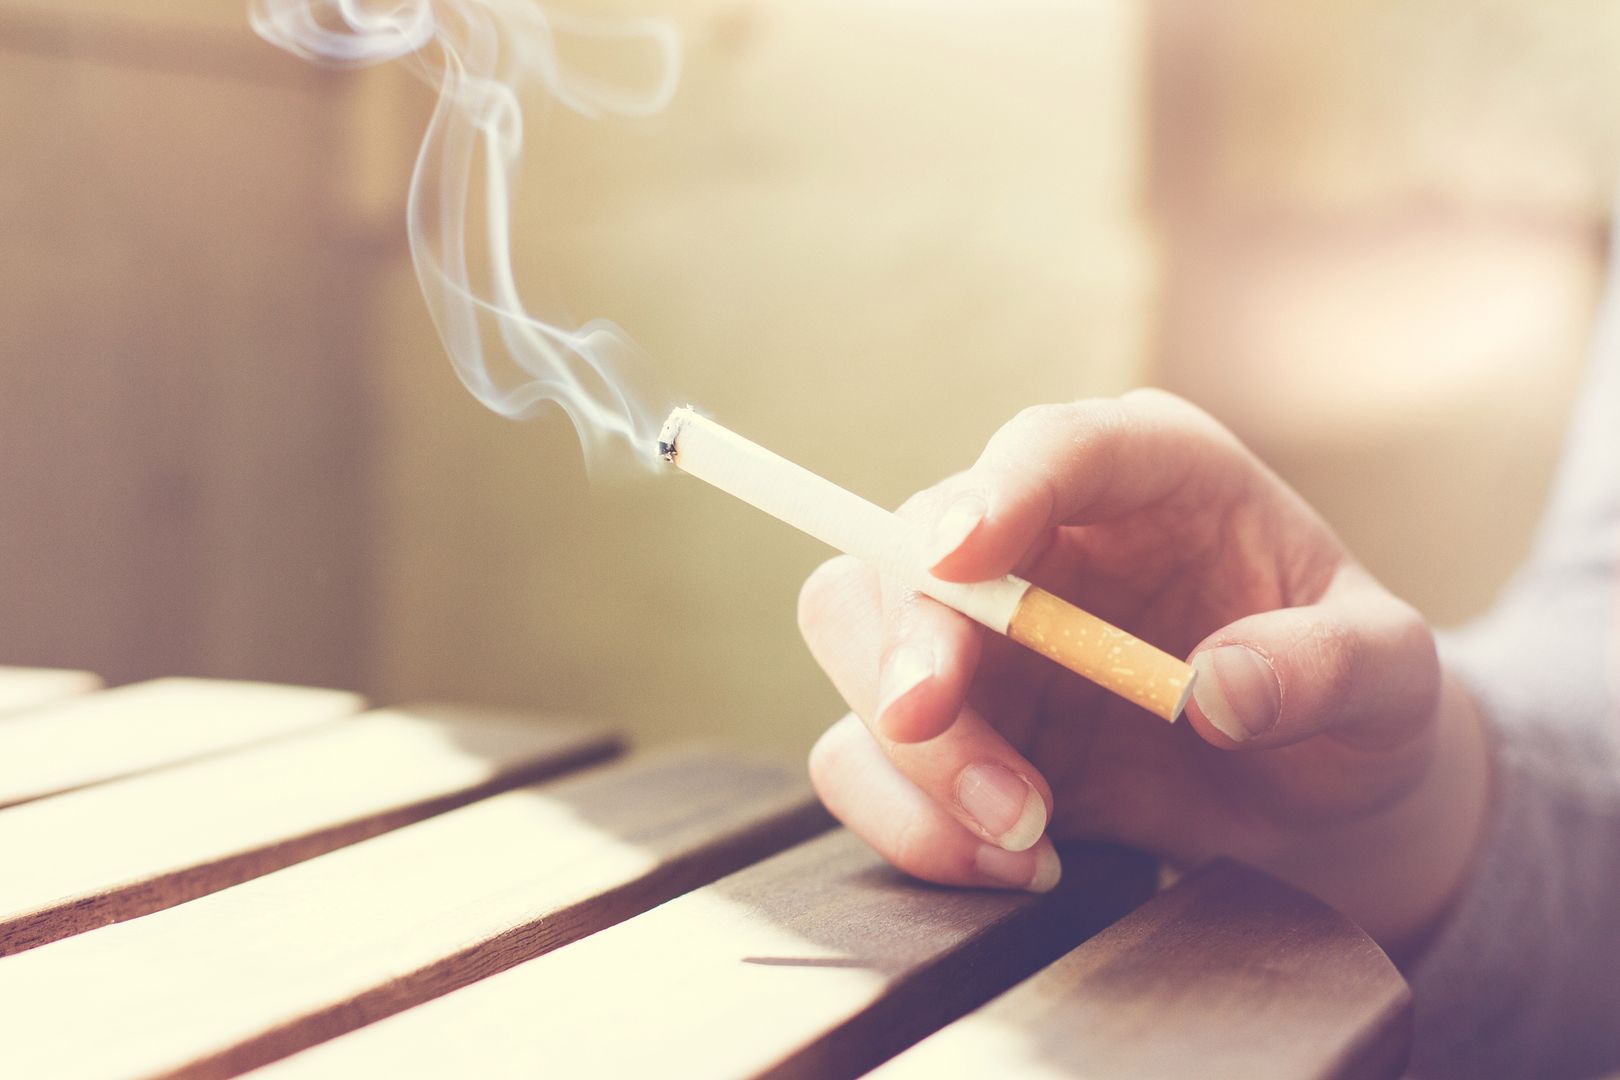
798, 390, 1489, 954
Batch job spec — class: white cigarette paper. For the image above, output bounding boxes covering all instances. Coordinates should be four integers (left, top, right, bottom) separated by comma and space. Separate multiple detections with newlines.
659, 408, 1196, 722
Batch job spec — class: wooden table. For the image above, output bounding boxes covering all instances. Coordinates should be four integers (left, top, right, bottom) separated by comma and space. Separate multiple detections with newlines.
0, 668, 1411, 1079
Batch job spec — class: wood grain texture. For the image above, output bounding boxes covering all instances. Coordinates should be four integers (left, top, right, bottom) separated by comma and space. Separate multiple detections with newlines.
0, 704, 618, 956
257, 833, 1157, 1079
0, 666, 101, 715
0, 678, 363, 808
0, 748, 830, 1080
874, 859, 1413, 1080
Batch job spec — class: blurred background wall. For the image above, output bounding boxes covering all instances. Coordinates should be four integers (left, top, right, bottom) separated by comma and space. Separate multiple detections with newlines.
1, 0, 1615, 755
0, 0, 377, 691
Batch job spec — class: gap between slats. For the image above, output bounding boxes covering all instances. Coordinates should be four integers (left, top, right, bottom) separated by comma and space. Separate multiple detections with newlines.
253, 831, 1158, 1080
0, 748, 832, 1080
0, 678, 364, 808
872, 859, 1414, 1080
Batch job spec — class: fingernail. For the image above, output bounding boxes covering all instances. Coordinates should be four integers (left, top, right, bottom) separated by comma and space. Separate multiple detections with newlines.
876, 645, 934, 727
956, 763, 1047, 852
1191, 645, 1281, 743
974, 844, 1063, 893
927, 495, 987, 568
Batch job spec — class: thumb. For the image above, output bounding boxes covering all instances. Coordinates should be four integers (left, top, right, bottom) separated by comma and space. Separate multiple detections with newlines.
1185, 574, 1440, 751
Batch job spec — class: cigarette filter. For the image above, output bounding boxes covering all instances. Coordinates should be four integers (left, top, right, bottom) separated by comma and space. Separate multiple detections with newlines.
659, 407, 1195, 722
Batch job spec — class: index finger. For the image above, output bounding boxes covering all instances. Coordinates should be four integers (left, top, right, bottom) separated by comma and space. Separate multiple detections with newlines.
926, 389, 1245, 583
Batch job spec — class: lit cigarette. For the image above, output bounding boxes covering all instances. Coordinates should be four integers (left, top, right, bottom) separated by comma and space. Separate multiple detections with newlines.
658, 407, 1196, 722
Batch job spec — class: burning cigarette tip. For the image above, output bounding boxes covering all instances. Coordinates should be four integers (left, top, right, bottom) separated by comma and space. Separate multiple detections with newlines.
657, 406, 695, 463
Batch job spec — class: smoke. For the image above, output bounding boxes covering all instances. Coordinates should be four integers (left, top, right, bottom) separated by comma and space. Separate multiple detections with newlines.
250, 0, 681, 478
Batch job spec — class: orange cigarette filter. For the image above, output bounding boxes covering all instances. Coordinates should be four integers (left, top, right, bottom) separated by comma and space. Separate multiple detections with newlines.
1007, 587, 1194, 721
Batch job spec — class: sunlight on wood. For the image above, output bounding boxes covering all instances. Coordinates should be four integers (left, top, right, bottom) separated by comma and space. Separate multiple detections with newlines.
0, 705, 616, 955
0, 679, 363, 808
0, 749, 821, 1080
0, 667, 100, 715
257, 834, 1151, 1079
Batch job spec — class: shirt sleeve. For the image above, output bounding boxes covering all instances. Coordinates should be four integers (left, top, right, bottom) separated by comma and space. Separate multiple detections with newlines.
1407, 220, 1620, 1080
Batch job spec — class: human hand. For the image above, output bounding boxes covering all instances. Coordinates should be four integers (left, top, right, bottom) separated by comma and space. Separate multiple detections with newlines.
798, 390, 1488, 953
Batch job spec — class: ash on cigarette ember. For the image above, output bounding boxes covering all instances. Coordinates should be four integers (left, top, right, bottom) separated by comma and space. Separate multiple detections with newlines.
656, 407, 694, 463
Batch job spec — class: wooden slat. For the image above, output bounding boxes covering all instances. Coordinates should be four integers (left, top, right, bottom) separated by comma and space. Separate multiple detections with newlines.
0, 665, 101, 715
256, 833, 1158, 1080
0, 749, 830, 1080
874, 859, 1413, 1080
0, 678, 362, 807
0, 704, 619, 956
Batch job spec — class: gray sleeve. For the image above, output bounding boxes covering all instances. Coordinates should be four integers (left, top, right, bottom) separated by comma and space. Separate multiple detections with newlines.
1406, 230, 1620, 1079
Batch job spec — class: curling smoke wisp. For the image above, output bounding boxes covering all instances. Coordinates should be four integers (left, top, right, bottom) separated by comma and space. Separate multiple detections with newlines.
251, 0, 681, 476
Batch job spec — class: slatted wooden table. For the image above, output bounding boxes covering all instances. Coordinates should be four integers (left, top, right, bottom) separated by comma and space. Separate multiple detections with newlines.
0, 669, 1412, 1079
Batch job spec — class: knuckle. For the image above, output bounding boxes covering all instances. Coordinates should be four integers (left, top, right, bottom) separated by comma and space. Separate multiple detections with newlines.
993, 399, 1118, 468
1120, 385, 1191, 413
1122, 386, 1233, 442
1294, 616, 1356, 690
1385, 597, 1442, 712
996, 401, 1089, 452
997, 401, 1088, 443
1011, 401, 1071, 428
1320, 621, 1362, 700
1391, 597, 1435, 654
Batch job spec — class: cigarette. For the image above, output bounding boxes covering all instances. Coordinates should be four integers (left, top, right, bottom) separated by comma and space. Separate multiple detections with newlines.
658, 407, 1196, 722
